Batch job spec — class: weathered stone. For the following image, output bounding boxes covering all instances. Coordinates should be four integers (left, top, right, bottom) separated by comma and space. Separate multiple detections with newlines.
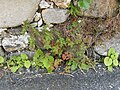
0, 0, 40, 28
38, 19, 43, 27
94, 33, 120, 56
0, 47, 5, 57
31, 22, 38, 27
0, 28, 8, 46
34, 12, 41, 22
8, 27, 22, 35
42, 8, 69, 24
39, 0, 50, 9
2, 33, 30, 52
80, 0, 119, 17
50, 0, 71, 8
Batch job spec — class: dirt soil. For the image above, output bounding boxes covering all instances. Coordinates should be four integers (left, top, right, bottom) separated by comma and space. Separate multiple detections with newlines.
55, 13, 120, 47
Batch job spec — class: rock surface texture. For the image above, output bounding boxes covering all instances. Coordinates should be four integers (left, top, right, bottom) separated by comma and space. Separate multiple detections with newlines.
81, 0, 119, 17
42, 8, 69, 24
2, 33, 30, 52
50, 0, 71, 8
94, 33, 120, 56
0, 0, 40, 28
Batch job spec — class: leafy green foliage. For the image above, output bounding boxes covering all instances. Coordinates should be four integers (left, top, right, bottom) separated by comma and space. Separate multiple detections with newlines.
0, 56, 4, 64
7, 53, 31, 73
21, 19, 95, 73
0, 56, 4, 67
4, 19, 96, 73
21, 20, 42, 50
68, 0, 93, 16
104, 47, 119, 72
32, 49, 55, 73
10, 66, 19, 73
78, 0, 93, 10
63, 21, 96, 72
80, 63, 90, 70
24, 61, 31, 69
68, 2, 80, 16
104, 57, 112, 66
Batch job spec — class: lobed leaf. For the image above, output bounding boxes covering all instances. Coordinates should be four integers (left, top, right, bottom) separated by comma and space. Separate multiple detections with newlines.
104, 57, 112, 66
0, 56, 4, 64
10, 66, 19, 73
71, 61, 77, 70
108, 47, 115, 57
21, 54, 28, 60
24, 60, 31, 69
113, 59, 118, 66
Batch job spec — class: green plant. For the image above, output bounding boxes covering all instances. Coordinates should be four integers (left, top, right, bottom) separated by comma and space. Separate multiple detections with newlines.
7, 53, 31, 73
0, 56, 5, 67
63, 20, 96, 72
21, 20, 42, 50
78, 0, 93, 10
32, 49, 55, 73
68, 0, 93, 16
8, 19, 96, 73
104, 47, 119, 72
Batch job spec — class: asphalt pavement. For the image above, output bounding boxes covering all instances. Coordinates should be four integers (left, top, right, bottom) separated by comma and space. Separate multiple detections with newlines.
0, 64, 120, 90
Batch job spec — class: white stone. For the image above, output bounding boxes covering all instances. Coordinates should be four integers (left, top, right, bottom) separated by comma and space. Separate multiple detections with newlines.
95, 32, 120, 56
39, 0, 50, 9
38, 19, 43, 27
31, 22, 38, 27
42, 8, 69, 24
0, 28, 7, 34
2, 33, 30, 52
0, 0, 40, 28
49, 2, 54, 8
50, 0, 71, 8
37, 26, 44, 32
34, 12, 41, 22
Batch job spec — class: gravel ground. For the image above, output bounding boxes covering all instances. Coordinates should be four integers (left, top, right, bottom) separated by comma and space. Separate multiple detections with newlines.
0, 64, 120, 90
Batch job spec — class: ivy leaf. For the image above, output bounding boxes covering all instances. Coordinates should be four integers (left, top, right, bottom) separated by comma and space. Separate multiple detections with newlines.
71, 61, 77, 70
78, 0, 90, 10
104, 57, 112, 66
108, 66, 113, 72
24, 60, 31, 69
113, 59, 118, 66
10, 56, 17, 60
42, 57, 50, 69
108, 47, 115, 57
10, 66, 19, 73
47, 56, 54, 62
114, 52, 119, 59
16, 56, 21, 62
67, 60, 72, 65
0, 56, 4, 64
34, 49, 44, 58
111, 55, 115, 60
81, 63, 89, 70
21, 54, 28, 60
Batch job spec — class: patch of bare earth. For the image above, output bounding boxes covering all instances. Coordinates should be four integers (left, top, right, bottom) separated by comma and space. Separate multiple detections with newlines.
54, 13, 120, 47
